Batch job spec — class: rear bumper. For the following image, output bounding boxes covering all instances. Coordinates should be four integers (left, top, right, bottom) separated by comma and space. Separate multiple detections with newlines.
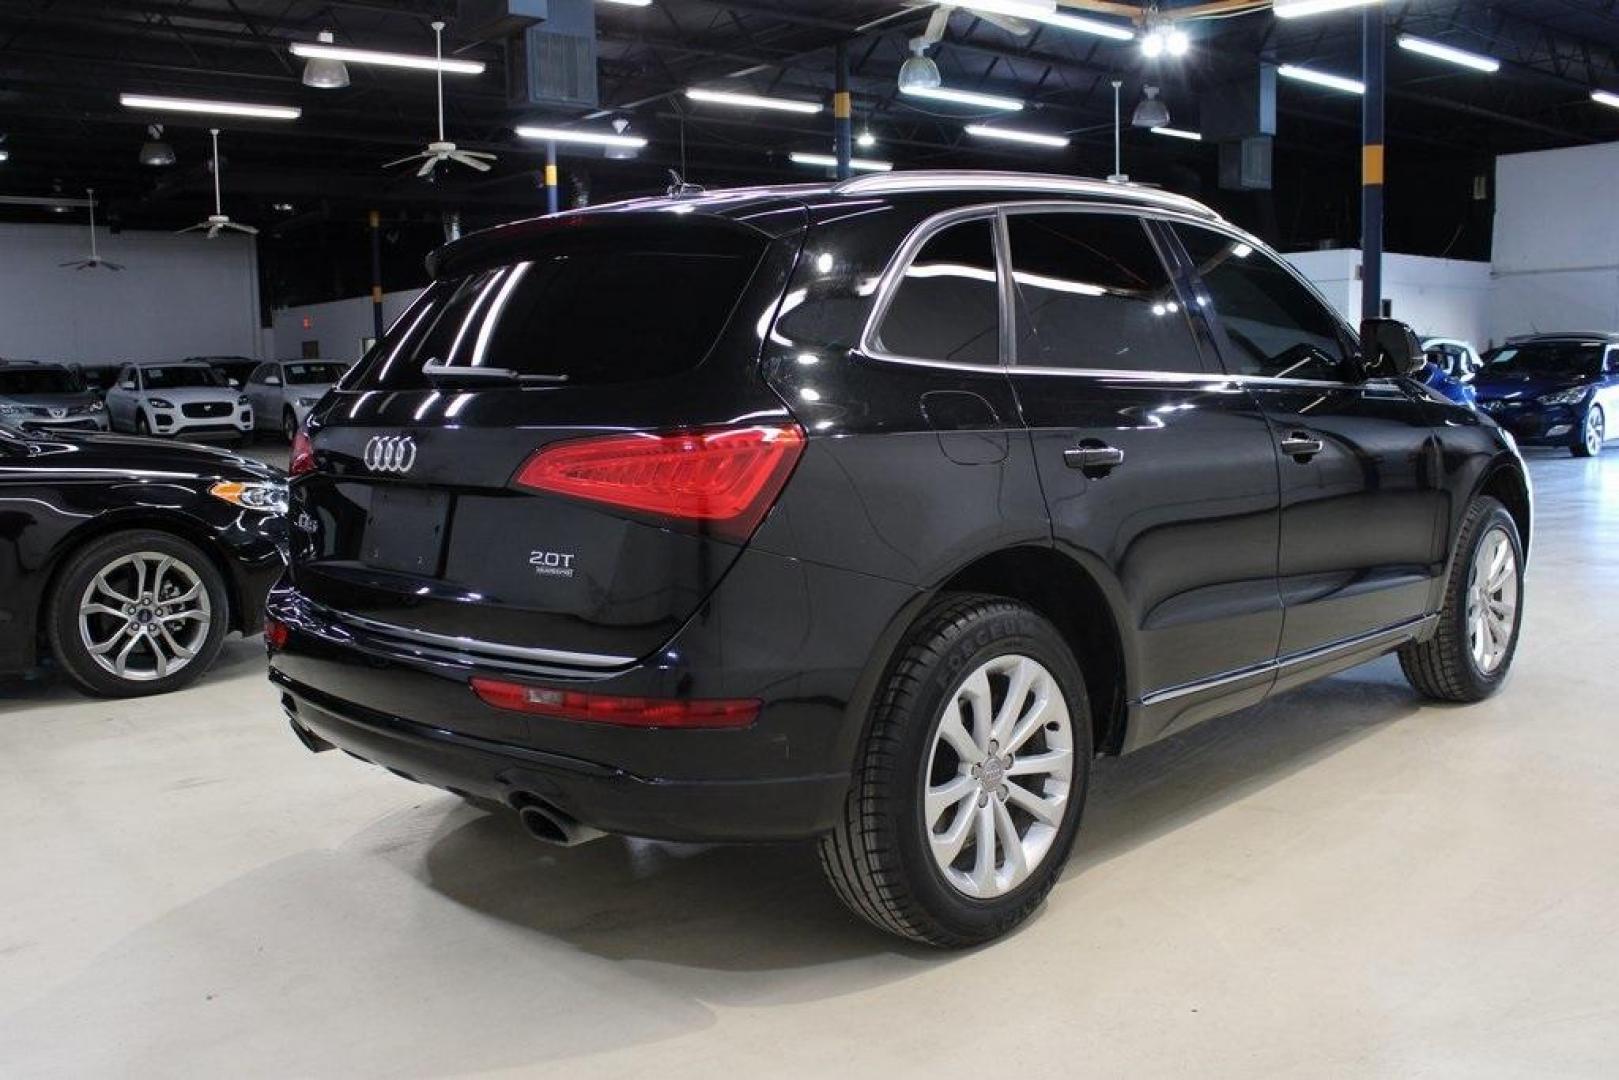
265, 548, 921, 842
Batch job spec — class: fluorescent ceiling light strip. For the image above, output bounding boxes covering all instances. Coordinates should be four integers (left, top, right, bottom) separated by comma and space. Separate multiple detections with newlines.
1274, 0, 1382, 17
1151, 125, 1203, 140
903, 85, 1025, 110
289, 41, 485, 75
119, 93, 301, 119
685, 87, 821, 114
515, 125, 648, 148
789, 151, 892, 172
597, 0, 653, 5
1277, 64, 1366, 95
1592, 90, 1619, 109
1396, 34, 1500, 73
956, 0, 1134, 40
964, 124, 1069, 147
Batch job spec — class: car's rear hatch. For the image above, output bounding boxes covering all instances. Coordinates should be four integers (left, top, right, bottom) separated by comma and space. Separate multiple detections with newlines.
287, 206, 806, 670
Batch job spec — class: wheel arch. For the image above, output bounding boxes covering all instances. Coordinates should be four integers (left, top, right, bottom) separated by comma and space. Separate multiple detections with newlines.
1475, 456, 1532, 561
36, 511, 247, 648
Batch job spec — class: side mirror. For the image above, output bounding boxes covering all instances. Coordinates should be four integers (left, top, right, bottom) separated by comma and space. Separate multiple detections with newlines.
1359, 318, 1426, 379
229, 378, 241, 388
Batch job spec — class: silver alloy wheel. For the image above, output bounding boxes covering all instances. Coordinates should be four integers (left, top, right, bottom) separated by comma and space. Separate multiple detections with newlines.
77, 551, 212, 682
1586, 409, 1605, 456
924, 654, 1074, 900
1465, 527, 1519, 676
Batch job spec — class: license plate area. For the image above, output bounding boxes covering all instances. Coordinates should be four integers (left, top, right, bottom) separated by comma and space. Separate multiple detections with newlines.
362, 486, 451, 576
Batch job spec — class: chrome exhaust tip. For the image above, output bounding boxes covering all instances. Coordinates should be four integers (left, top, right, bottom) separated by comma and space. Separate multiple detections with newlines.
515, 800, 606, 847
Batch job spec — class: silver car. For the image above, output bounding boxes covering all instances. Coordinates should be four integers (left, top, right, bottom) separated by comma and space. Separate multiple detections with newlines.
0, 361, 109, 432
243, 359, 347, 441
104, 361, 253, 442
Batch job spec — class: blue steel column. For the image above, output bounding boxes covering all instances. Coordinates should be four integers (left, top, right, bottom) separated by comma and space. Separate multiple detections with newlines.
1361, 3, 1385, 320
545, 141, 559, 214
834, 43, 852, 180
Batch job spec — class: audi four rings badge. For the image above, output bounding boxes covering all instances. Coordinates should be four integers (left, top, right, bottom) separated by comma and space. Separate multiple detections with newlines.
364, 434, 418, 474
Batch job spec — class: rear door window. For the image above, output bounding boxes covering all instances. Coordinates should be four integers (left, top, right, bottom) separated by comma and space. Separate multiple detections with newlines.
1007, 212, 1205, 374
873, 217, 1002, 365
350, 226, 766, 390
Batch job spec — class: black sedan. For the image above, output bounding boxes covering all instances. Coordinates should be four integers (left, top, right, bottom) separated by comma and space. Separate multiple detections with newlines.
0, 423, 286, 696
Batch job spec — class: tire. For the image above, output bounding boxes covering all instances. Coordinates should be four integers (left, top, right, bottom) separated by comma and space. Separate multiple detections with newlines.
134, 411, 151, 436
1398, 496, 1524, 702
819, 594, 1092, 947
1571, 406, 1604, 458
282, 409, 299, 443
46, 530, 230, 698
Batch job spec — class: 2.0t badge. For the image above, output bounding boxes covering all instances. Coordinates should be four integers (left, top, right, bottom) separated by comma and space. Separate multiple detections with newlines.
363, 434, 417, 474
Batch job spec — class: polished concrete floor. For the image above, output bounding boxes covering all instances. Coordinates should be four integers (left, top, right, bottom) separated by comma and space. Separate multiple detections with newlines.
3, 449, 1618, 1079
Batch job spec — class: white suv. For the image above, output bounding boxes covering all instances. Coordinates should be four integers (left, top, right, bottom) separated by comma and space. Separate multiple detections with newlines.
105, 361, 253, 442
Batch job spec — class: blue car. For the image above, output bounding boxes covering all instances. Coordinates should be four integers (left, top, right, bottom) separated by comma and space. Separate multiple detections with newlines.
1472, 333, 1619, 457
1417, 359, 1478, 408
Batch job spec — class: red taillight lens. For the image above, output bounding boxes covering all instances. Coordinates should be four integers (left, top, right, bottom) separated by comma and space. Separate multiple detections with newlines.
288, 429, 315, 476
470, 677, 760, 729
512, 423, 805, 540
264, 617, 289, 651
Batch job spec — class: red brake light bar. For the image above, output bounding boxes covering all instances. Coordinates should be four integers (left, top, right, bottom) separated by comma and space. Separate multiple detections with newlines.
511, 423, 805, 541
470, 677, 760, 729
288, 429, 316, 476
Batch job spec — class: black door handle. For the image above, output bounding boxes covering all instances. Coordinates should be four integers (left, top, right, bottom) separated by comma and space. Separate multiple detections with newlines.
1064, 442, 1125, 476
1279, 431, 1325, 462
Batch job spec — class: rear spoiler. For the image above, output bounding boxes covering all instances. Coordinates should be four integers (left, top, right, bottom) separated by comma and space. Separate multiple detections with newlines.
427, 207, 804, 281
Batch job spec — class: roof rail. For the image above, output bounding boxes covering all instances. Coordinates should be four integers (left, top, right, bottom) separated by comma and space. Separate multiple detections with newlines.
833, 169, 1221, 220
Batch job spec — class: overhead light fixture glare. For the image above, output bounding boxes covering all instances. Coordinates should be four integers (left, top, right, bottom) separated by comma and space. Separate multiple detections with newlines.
685, 87, 822, 114
119, 93, 301, 119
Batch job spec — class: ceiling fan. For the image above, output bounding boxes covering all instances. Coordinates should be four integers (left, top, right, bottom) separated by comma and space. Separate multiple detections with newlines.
177, 128, 258, 239
383, 20, 496, 177
59, 189, 124, 271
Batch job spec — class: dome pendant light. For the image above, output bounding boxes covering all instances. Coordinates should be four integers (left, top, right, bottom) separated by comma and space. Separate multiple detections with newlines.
1131, 86, 1170, 129
898, 39, 942, 93
139, 123, 176, 167
301, 30, 350, 89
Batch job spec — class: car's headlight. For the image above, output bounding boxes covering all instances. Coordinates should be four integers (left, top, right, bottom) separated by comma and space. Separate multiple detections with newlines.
148, 397, 175, 409
209, 480, 288, 514
1539, 386, 1589, 406
89, 400, 105, 411
238, 395, 251, 406
0, 404, 18, 415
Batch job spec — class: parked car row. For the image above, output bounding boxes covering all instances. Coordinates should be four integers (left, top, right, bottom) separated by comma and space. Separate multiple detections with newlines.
0, 356, 348, 444
1420, 332, 1619, 456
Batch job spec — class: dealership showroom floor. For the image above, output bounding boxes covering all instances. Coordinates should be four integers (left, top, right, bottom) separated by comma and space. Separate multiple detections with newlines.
1, 448, 1616, 1077
10, 1, 1619, 1078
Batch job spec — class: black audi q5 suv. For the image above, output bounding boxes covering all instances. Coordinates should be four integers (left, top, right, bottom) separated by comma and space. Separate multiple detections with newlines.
268, 171, 1531, 946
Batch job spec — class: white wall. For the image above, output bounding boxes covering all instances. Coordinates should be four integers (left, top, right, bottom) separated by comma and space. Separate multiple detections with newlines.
1491, 142, 1619, 340
269, 289, 424, 362
1285, 248, 1494, 347
0, 223, 262, 363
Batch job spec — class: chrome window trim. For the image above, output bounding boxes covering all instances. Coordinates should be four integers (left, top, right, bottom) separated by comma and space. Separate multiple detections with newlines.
855, 199, 1383, 389
1139, 614, 1437, 706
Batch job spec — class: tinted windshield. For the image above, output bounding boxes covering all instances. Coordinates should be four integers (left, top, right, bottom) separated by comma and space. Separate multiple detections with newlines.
142, 366, 229, 390
349, 225, 765, 391
284, 363, 346, 386
1483, 342, 1602, 378
0, 368, 84, 395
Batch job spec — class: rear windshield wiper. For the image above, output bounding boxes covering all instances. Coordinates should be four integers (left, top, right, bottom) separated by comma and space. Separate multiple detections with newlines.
420, 361, 569, 386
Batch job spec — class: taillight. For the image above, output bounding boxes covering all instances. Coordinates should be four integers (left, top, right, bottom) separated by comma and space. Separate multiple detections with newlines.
512, 423, 805, 541
470, 677, 760, 729
288, 429, 315, 476
264, 617, 289, 651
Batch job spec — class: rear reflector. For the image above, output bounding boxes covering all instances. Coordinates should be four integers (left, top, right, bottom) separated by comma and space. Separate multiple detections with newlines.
511, 423, 804, 541
471, 677, 760, 729
288, 429, 315, 476
265, 617, 289, 651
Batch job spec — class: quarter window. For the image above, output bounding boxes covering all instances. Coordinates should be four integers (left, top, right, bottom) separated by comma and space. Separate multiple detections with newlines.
1007, 213, 1204, 373
1174, 225, 1351, 381
875, 218, 1001, 365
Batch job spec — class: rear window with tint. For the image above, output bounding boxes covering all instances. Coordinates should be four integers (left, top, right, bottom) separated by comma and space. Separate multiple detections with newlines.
348, 227, 766, 390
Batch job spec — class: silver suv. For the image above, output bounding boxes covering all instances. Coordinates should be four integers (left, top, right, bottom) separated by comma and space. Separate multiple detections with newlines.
105, 361, 253, 442
0, 362, 108, 432
243, 359, 347, 442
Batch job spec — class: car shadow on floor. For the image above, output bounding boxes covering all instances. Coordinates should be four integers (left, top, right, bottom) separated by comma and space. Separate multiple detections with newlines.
0, 634, 267, 715
416, 660, 1423, 973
